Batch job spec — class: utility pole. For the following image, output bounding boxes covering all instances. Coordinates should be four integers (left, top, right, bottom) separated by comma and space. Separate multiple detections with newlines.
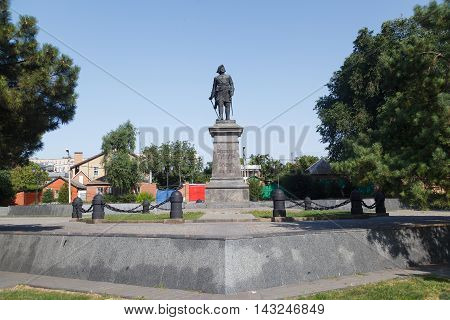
242, 146, 246, 178
31, 167, 38, 205
66, 149, 71, 203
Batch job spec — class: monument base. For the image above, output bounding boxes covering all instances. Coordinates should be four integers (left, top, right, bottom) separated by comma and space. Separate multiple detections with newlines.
206, 119, 249, 203
206, 179, 249, 203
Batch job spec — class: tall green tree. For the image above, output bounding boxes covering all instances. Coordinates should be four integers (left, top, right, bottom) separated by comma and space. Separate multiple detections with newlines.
57, 182, 69, 204
41, 188, 54, 203
10, 162, 48, 192
0, 0, 79, 169
315, 1, 449, 208
248, 154, 286, 183
140, 141, 204, 186
102, 121, 140, 194
286, 155, 320, 173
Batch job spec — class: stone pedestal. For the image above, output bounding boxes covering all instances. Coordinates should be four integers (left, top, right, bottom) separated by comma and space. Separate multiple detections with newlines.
206, 120, 249, 203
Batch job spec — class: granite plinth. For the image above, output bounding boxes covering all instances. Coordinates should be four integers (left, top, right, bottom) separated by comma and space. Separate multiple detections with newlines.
0, 221, 448, 294
206, 120, 249, 203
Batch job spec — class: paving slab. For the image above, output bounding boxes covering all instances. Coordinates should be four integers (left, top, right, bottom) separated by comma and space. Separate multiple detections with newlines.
198, 209, 257, 221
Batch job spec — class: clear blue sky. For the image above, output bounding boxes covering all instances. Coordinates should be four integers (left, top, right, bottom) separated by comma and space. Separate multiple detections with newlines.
12, 0, 431, 162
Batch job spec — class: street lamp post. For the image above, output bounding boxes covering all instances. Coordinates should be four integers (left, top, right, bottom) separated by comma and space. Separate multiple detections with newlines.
66, 149, 71, 203
31, 167, 38, 205
242, 146, 246, 178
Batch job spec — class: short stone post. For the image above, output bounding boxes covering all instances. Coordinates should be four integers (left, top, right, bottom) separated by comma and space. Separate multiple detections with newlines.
350, 189, 363, 215
72, 196, 83, 219
170, 191, 183, 219
304, 196, 312, 210
374, 189, 386, 214
142, 199, 150, 213
272, 188, 286, 217
92, 193, 105, 220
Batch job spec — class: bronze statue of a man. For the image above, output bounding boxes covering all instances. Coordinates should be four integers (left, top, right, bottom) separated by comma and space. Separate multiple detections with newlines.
209, 65, 234, 120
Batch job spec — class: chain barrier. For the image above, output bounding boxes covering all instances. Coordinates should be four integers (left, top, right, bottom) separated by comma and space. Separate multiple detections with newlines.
286, 198, 351, 210
151, 183, 184, 211
80, 205, 93, 213
104, 203, 143, 213
100, 183, 184, 213
286, 199, 305, 208
310, 199, 351, 210
361, 200, 378, 209
286, 198, 381, 211
148, 197, 171, 211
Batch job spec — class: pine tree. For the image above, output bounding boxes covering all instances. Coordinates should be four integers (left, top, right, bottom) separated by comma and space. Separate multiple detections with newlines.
0, 0, 79, 168
42, 189, 54, 203
315, 1, 449, 208
57, 183, 69, 204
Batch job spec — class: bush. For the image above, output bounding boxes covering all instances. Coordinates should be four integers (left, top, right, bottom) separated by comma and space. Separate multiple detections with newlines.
136, 192, 155, 203
57, 183, 69, 204
279, 173, 350, 199
42, 189, 54, 203
118, 193, 136, 203
248, 178, 263, 201
429, 193, 450, 210
103, 194, 117, 203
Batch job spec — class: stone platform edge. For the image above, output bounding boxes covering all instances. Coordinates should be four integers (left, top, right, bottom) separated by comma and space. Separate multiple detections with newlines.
0, 224, 448, 294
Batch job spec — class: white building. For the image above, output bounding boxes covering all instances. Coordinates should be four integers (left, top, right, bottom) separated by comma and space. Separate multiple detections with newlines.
30, 157, 75, 176
241, 164, 262, 182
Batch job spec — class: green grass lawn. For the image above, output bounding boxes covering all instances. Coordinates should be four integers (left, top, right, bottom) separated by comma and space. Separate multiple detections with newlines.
250, 210, 351, 219
296, 276, 450, 300
81, 211, 203, 222
0, 285, 117, 300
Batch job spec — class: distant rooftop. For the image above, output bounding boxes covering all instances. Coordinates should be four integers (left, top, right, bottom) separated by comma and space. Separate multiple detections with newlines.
305, 158, 333, 175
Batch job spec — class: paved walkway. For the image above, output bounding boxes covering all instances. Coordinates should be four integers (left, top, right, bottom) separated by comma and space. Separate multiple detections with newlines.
0, 265, 448, 299
198, 208, 257, 221
0, 211, 448, 240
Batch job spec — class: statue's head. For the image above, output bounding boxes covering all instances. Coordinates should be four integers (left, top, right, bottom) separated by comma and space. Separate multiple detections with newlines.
216, 64, 226, 74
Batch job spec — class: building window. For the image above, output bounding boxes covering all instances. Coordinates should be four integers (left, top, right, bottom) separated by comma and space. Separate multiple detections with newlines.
93, 167, 99, 177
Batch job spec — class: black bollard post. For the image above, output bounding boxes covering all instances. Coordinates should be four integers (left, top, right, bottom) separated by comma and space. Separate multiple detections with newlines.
374, 187, 386, 214
142, 199, 150, 213
72, 196, 83, 219
304, 196, 312, 210
170, 191, 183, 219
350, 189, 363, 215
92, 193, 105, 220
272, 188, 286, 217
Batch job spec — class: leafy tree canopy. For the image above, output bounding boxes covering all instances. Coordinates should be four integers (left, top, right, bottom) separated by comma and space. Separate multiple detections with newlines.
0, 0, 79, 169
101, 121, 136, 155
10, 162, 48, 192
140, 141, 204, 186
101, 121, 140, 194
248, 154, 286, 183
315, 1, 449, 208
286, 155, 320, 173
